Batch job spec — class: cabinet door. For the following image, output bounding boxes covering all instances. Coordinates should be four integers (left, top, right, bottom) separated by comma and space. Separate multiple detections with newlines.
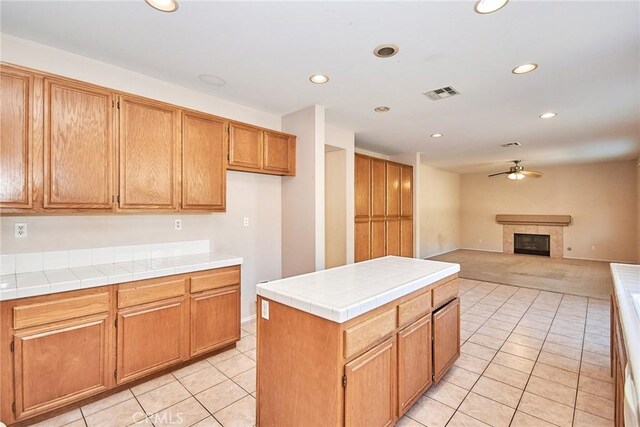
400, 218, 413, 258
400, 165, 413, 217
371, 219, 386, 259
355, 154, 371, 218
398, 315, 432, 413
118, 95, 179, 210
14, 315, 109, 419
182, 112, 226, 210
190, 286, 240, 357
344, 338, 396, 427
433, 298, 460, 383
228, 123, 262, 170
44, 78, 113, 209
263, 131, 294, 175
385, 163, 400, 217
371, 158, 386, 218
355, 219, 371, 262
385, 218, 400, 256
116, 298, 186, 384
0, 67, 32, 208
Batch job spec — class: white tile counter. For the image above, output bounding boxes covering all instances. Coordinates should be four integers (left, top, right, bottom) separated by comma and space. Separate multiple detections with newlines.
257, 256, 460, 323
610, 263, 640, 405
0, 240, 242, 300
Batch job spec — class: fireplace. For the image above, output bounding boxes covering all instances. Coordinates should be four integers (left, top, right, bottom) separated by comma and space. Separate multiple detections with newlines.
514, 233, 550, 257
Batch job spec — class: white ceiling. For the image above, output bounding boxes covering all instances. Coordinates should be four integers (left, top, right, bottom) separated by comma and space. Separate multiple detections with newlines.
2, 1, 639, 173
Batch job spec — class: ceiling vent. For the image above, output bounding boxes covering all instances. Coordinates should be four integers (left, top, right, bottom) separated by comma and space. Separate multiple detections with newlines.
423, 86, 460, 101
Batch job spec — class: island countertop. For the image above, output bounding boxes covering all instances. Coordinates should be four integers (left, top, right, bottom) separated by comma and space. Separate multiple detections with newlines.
256, 256, 460, 323
610, 263, 640, 404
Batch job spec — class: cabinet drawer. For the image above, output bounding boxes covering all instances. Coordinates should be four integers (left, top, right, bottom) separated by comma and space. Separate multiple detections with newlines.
118, 278, 186, 309
190, 266, 240, 293
398, 291, 432, 327
344, 308, 396, 359
13, 292, 110, 330
432, 280, 458, 309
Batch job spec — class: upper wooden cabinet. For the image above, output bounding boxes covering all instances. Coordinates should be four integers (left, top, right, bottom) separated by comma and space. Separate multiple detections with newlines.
182, 111, 226, 211
228, 124, 296, 176
355, 155, 371, 218
228, 122, 262, 170
118, 95, 180, 210
385, 163, 400, 217
371, 158, 386, 218
44, 79, 114, 209
400, 165, 413, 217
0, 63, 296, 214
1, 67, 33, 208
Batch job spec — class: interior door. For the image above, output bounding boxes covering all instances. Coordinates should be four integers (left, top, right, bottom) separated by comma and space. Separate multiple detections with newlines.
398, 315, 432, 413
344, 338, 396, 427
432, 298, 460, 383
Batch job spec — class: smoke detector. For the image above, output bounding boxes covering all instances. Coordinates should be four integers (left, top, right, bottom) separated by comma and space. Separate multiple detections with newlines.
423, 86, 460, 101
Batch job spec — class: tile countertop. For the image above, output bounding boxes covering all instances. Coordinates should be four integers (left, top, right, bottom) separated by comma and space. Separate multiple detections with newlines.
0, 252, 243, 301
257, 256, 460, 324
610, 263, 640, 406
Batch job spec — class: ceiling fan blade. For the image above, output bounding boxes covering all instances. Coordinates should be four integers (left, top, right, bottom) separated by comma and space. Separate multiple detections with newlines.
487, 171, 510, 177
521, 170, 542, 177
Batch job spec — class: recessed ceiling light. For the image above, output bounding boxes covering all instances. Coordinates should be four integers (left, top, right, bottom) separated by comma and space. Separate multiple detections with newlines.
198, 74, 226, 87
374, 106, 390, 113
474, 0, 509, 14
539, 112, 557, 119
145, 0, 178, 12
512, 63, 538, 74
373, 44, 399, 58
431, 133, 443, 138
309, 74, 329, 84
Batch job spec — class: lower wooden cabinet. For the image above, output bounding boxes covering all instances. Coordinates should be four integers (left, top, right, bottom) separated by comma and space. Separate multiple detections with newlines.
344, 338, 397, 427
0, 265, 241, 426
190, 286, 240, 357
398, 315, 432, 413
371, 219, 386, 259
116, 297, 187, 384
354, 219, 371, 262
385, 218, 400, 256
13, 315, 110, 419
432, 298, 460, 383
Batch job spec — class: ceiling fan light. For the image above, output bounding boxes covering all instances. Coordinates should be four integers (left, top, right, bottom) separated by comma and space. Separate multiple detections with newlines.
474, 0, 509, 14
507, 172, 525, 180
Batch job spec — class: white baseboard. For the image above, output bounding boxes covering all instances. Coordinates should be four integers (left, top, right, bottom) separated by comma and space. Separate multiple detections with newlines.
241, 314, 257, 324
563, 255, 633, 263
459, 247, 504, 253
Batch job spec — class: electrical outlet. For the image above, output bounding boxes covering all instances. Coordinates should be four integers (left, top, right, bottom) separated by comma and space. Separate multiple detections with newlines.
261, 299, 269, 320
591, 245, 596, 251
15, 223, 27, 238
243, 217, 249, 227
478, 238, 483, 244
175, 219, 182, 230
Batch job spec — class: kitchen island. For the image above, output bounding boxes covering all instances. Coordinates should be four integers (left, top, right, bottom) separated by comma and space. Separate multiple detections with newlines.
256, 256, 461, 427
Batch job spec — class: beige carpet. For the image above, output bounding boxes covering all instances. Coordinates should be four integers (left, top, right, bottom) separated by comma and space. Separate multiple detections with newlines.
428, 249, 613, 300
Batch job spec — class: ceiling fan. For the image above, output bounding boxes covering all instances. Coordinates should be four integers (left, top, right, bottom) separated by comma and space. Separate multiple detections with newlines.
488, 160, 542, 180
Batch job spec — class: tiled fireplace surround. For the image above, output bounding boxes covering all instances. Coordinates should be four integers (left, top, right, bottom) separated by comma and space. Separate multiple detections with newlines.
502, 225, 563, 258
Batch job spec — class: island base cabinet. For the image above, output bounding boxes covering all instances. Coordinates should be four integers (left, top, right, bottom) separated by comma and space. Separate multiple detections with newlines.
116, 297, 187, 384
190, 286, 240, 357
13, 315, 110, 420
344, 338, 397, 427
397, 315, 432, 414
432, 298, 460, 383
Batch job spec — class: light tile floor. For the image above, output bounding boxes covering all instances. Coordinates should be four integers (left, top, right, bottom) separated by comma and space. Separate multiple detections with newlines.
32, 278, 613, 427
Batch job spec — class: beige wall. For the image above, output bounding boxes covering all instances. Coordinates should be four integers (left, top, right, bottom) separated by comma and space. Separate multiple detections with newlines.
460, 160, 638, 263
418, 164, 461, 258
325, 148, 347, 268
281, 106, 325, 277
0, 34, 284, 320
637, 157, 640, 262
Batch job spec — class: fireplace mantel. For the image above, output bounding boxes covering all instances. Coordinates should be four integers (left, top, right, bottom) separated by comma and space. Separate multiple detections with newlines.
496, 214, 572, 226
